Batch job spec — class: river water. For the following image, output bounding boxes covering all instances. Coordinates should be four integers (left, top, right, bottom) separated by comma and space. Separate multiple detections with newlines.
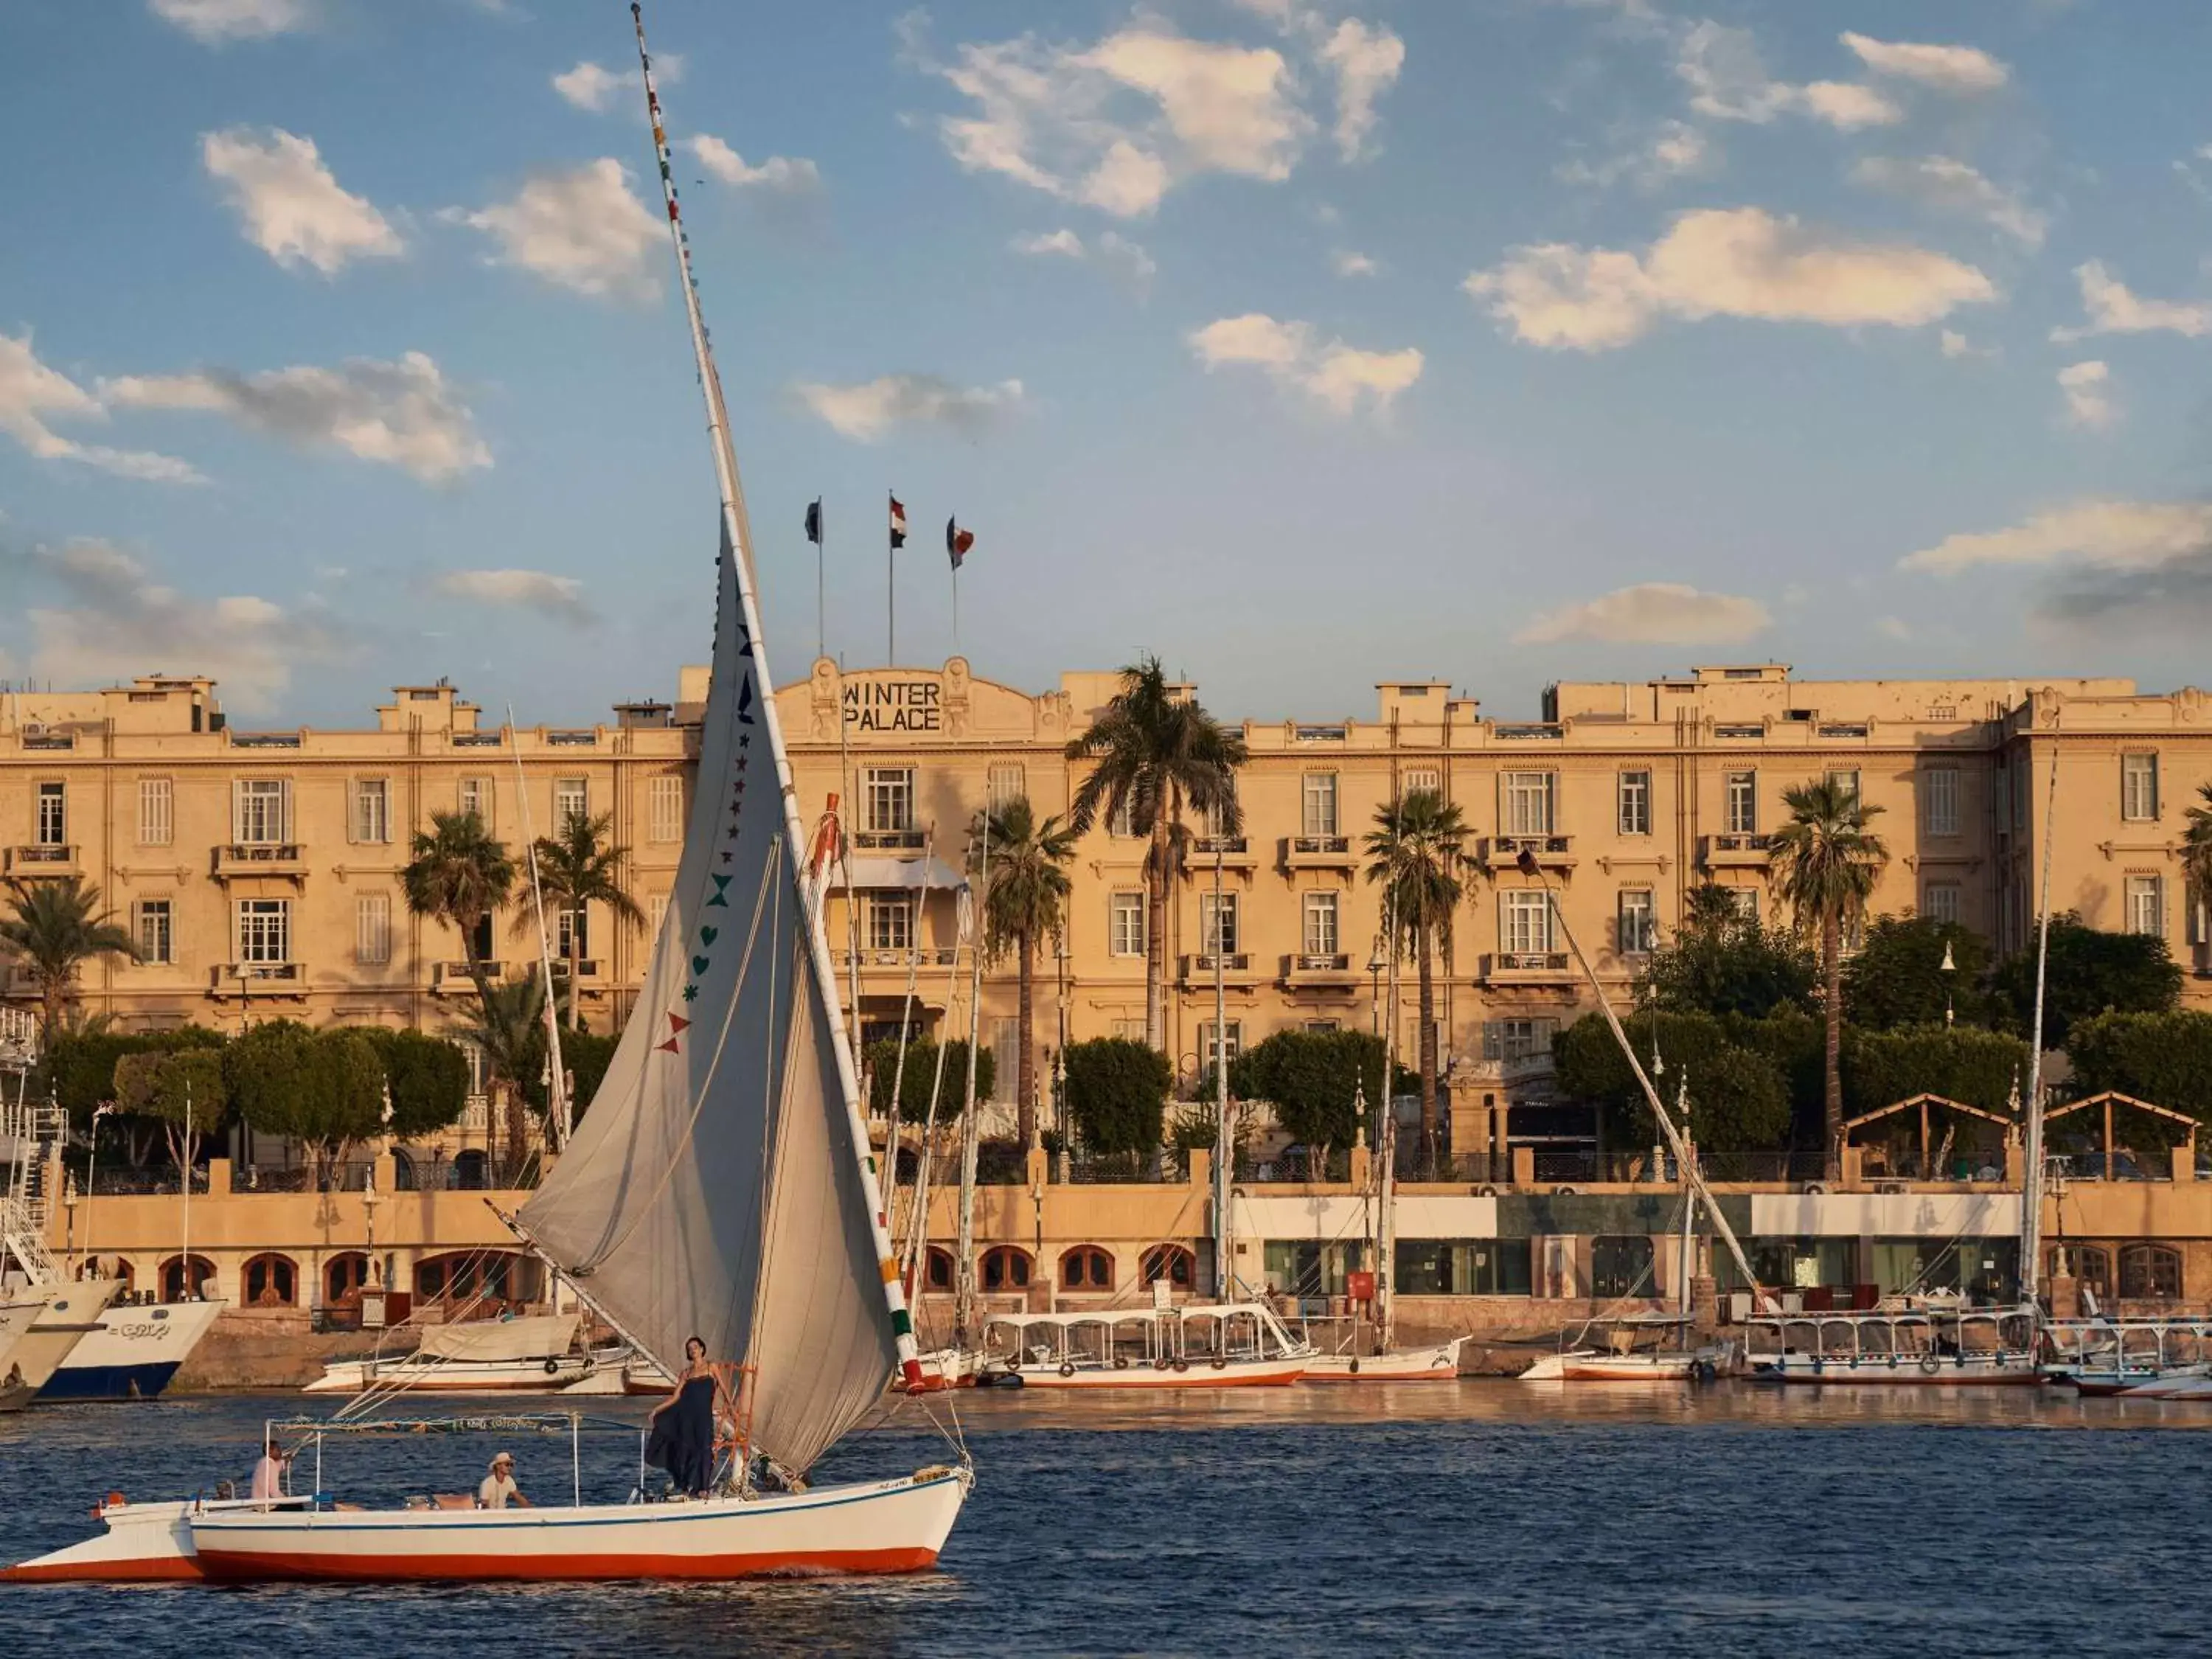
2, 1385, 2207, 1657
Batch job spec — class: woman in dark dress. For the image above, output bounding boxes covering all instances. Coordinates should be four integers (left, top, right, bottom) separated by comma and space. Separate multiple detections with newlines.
644, 1336, 719, 1496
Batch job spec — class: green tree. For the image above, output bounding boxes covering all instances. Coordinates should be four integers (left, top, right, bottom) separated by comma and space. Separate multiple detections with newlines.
2185, 783, 2212, 961
1063, 657, 1247, 1054
2067, 1010, 2212, 1155
1639, 888, 1816, 1019
40, 1023, 225, 1161
0, 875, 139, 1039
1989, 912, 2183, 1050
359, 1027, 473, 1139
514, 810, 644, 1031
113, 1047, 228, 1177
1768, 777, 1890, 1180
402, 810, 515, 1004
1844, 914, 1992, 1031
1363, 787, 1469, 1175
453, 977, 550, 1180
1842, 1026, 2032, 1119
1229, 1027, 1412, 1155
1555, 1010, 1790, 1158
863, 1038, 996, 1124
226, 1020, 386, 1188
1064, 1037, 1172, 1160
972, 797, 1075, 1145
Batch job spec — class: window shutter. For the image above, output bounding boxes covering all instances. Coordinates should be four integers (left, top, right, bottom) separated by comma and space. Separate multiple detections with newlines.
278, 779, 293, 842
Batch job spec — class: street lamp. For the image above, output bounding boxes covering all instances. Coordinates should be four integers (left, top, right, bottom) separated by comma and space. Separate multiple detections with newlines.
1940, 939, 1958, 1029
1367, 939, 1387, 1036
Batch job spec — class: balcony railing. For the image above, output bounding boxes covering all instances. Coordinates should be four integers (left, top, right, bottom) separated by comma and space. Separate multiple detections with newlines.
213, 842, 306, 877
6, 844, 77, 873
1485, 835, 1573, 868
431, 961, 509, 995
863, 947, 959, 968
217, 961, 302, 985
1484, 951, 1573, 982
1284, 952, 1356, 984
1283, 835, 1354, 868
1703, 832, 1773, 868
20, 732, 74, 751
1180, 952, 1253, 984
852, 828, 926, 850
1495, 723, 1564, 740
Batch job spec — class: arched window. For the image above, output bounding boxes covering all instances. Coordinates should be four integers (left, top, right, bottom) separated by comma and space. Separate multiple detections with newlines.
923, 1247, 955, 1292
414, 1250, 529, 1308
243, 1253, 297, 1307
392, 1151, 419, 1193
325, 1252, 371, 1306
453, 1150, 488, 1192
1141, 1244, 1196, 1289
1060, 1246, 1114, 1291
77, 1254, 133, 1292
2048, 1245, 2113, 1304
159, 1253, 216, 1303
980, 1246, 1032, 1291
2119, 1244, 2183, 1301
1591, 1236, 1655, 1300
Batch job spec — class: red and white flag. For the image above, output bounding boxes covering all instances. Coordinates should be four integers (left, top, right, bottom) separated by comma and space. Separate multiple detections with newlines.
888, 494, 907, 549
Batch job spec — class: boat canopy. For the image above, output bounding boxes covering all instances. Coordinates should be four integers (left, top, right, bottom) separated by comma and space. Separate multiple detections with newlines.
416, 1313, 580, 1364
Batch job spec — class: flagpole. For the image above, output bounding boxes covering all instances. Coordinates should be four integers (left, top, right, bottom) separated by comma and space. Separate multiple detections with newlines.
887, 488, 896, 666
952, 564, 960, 658
815, 498, 825, 664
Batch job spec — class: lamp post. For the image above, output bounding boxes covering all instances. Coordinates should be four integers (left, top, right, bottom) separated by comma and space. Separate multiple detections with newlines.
1054, 928, 1071, 1135
1367, 939, 1386, 1037
1940, 939, 1957, 1029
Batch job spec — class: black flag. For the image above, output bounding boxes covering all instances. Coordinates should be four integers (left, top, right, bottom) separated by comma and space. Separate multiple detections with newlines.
804, 499, 822, 545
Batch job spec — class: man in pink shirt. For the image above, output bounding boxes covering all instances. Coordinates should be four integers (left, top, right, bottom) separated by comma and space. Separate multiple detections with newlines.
249, 1438, 288, 1503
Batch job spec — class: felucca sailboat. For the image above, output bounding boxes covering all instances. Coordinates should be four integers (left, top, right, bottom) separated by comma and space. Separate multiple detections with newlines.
8, 4, 967, 1585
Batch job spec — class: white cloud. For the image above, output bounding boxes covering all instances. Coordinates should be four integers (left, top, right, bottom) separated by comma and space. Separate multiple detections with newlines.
1851, 155, 2045, 248
1188, 313, 1422, 416
453, 159, 663, 301
1332, 248, 1380, 278
201, 128, 403, 276
0, 331, 203, 484
1514, 582, 1772, 646
1557, 120, 1711, 190
149, 0, 313, 44
1899, 499, 2212, 574
1012, 229, 1086, 258
1315, 18, 1405, 161
2058, 361, 2116, 429
1674, 22, 1897, 130
102, 352, 489, 484
16, 538, 338, 714
431, 568, 591, 624
920, 22, 1311, 218
551, 55, 681, 114
2051, 260, 2212, 341
686, 136, 821, 194
1009, 228, 1155, 293
1939, 329, 1994, 360
1840, 32, 2009, 94
793, 375, 1026, 442
1465, 206, 1996, 352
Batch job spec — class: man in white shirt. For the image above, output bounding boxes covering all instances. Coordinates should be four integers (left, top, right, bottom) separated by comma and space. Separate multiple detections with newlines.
249, 1439, 288, 1503
477, 1451, 528, 1509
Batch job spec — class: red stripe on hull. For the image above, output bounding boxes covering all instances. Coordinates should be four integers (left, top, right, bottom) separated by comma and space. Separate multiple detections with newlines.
192, 1545, 939, 1582
1301, 1368, 1457, 1382
1, 1557, 204, 1584
1007, 1371, 1304, 1388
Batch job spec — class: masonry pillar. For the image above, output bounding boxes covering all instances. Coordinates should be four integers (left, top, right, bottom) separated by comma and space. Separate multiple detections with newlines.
2046, 1272, 2080, 1321
206, 1158, 232, 1197
1511, 1145, 1535, 1189
1348, 1130, 1371, 1194
1444, 1062, 1489, 1181
1690, 1275, 1720, 1335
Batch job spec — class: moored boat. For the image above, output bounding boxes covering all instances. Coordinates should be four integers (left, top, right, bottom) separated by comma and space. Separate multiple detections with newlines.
304, 1313, 594, 1394
1520, 1314, 1727, 1382
1302, 1338, 1464, 1382
1, 1279, 122, 1399
1744, 1306, 2039, 1385
975, 1303, 1312, 1387
2041, 1315, 2212, 1396
38, 1293, 226, 1402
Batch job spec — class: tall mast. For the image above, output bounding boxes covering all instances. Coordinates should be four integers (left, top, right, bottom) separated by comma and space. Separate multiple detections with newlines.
953, 817, 990, 1342
1211, 838, 1232, 1298
2020, 745, 2061, 1309
1381, 868, 1400, 1344
628, 4, 924, 1388
507, 702, 569, 1149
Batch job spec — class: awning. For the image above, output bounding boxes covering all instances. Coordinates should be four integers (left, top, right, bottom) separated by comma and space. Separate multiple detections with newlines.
832, 855, 969, 892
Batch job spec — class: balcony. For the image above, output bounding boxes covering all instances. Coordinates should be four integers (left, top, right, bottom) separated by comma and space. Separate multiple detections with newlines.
1283, 952, 1359, 987
19, 732, 74, 751
859, 947, 960, 970
1484, 835, 1575, 872
431, 961, 511, 996
212, 842, 307, 881
852, 828, 926, 851
1281, 835, 1356, 870
1179, 952, 1259, 987
5, 844, 79, 875
1482, 951, 1576, 985
1703, 832, 1773, 869
210, 962, 306, 998
1180, 835, 1259, 873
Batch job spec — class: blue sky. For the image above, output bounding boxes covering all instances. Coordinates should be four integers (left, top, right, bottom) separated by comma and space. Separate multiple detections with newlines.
3, 0, 2210, 724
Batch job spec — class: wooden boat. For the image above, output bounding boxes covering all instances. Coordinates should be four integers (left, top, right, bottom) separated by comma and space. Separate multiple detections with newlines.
2041, 1316, 2212, 1396
3, 1495, 313, 1583
975, 1303, 1312, 1387
1302, 1339, 1464, 1382
1744, 1307, 2039, 1384
303, 1314, 595, 1394
1520, 1314, 1724, 1382
8, 6, 964, 1585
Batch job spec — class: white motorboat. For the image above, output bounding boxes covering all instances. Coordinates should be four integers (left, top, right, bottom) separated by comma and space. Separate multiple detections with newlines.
0, 1279, 122, 1400
9, 12, 966, 1582
4, 1494, 314, 1584
975, 1303, 1313, 1387
1303, 1338, 1464, 1382
1744, 1306, 2039, 1384
1520, 1314, 1727, 1382
38, 1293, 226, 1402
304, 1314, 594, 1394
2042, 1315, 2212, 1396
559, 1347, 676, 1397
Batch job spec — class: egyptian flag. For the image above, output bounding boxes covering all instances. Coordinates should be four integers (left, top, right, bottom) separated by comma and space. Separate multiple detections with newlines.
888, 494, 907, 550
804, 498, 823, 545
947, 517, 975, 571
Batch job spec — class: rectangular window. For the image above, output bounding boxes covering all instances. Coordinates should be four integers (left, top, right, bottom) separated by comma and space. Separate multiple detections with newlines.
1923, 882, 1961, 927
1923, 767, 1960, 837
1200, 891, 1239, 955
1301, 772, 1340, 838
645, 892, 669, 953
557, 907, 590, 961
554, 776, 588, 828
863, 767, 914, 833
235, 898, 291, 964
1500, 890, 1554, 954
1302, 891, 1340, 956
356, 894, 392, 966
458, 776, 493, 825
1482, 1018, 1559, 1062
137, 777, 173, 846
1825, 768, 1861, 807
1618, 770, 1652, 836
1107, 795, 1136, 838
134, 899, 173, 965
35, 782, 64, 846
2122, 754, 2159, 821
1725, 771, 1757, 835
2191, 896, 2210, 949
1110, 1018, 1145, 1042
1198, 1020, 1243, 1074
1400, 767, 1441, 800
867, 895, 914, 952
1500, 772, 1556, 836
987, 764, 1026, 813
2126, 875, 2165, 938
352, 778, 391, 844
1728, 888, 1760, 922
987, 1016, 1021, 1102
1109, 892, 1145, 957
648, 775, 685, 843
233, 779, 291, 844
1303, 1018, 1342, 1034
1618, 889, 1656, 954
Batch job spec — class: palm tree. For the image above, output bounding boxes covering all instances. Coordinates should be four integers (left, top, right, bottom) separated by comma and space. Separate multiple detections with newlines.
0, 875, 139, 1038
402, 810, 516, 1004
514, 810, 645, 1031
2182, 784, 2212, 970
973, 796, 1077, 1145
1064, 657, 1247, 1052
1363, 788, 1469, 1175
1769, 777, 1890, 1180
455, 976, 548, 1183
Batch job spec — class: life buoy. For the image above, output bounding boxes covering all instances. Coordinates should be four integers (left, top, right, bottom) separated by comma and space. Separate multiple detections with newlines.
1058, 1361, 1076, 1378
1920, 1353, 1941, 1376
1155, 1355, 1174, 1370
1113, 1355, 1129, 1370
1005, 1357, 1021, 1374
1887, 1354, 1898, 1370
1347, 1357, 1360, 1376
543, 1357, 560, 1376
1211, 1355, 1228, 1370
1172, 1358, 1189, 1373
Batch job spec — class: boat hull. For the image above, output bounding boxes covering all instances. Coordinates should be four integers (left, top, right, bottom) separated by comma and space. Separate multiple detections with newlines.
38, 1298, 225, 1402
304, 1356, 597, 1394
186, 1471, 970, 1583
0, 1281, 122, 1395
4, 1496, 312, 1584
990, 1357, 1307, 1388
1302, 1343, 1463, 1382
1750, 1358, 2037, 1385
1521, 1350, 1702, 1382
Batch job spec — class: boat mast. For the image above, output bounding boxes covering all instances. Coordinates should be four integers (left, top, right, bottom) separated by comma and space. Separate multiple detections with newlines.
2019, 746, 2061, 1311
1381, 864, 1400, 1342
877, 827, 933, 1262
953, 817, 990, 1343
1211, 836, 1232, 1298
507, 701, 569, 1149
627, 3, 924, 1388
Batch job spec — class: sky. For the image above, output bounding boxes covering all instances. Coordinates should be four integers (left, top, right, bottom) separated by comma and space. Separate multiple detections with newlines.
3, 0, 2211, 726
